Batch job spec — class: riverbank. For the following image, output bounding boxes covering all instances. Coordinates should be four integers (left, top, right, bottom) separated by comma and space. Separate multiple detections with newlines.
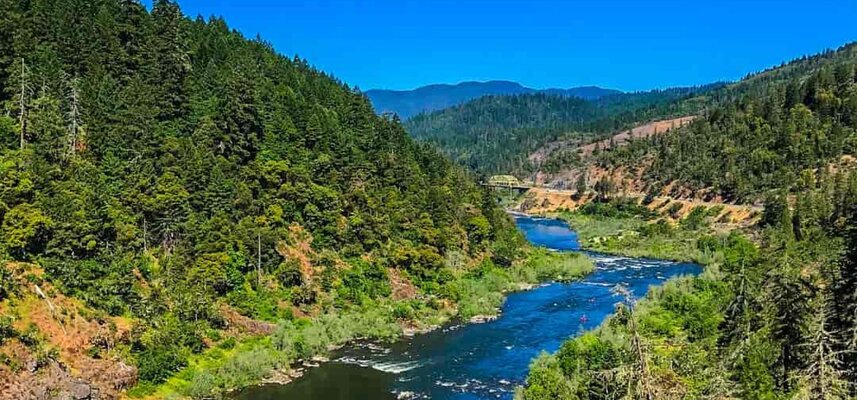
233, 216, 702, 400
132, 248, 594, 399
559, 212, 713, 263
514, 197, 738, 264
514, 201, 762, 399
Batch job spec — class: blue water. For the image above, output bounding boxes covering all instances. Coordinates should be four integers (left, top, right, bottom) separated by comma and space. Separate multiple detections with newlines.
235, 215, 701, 400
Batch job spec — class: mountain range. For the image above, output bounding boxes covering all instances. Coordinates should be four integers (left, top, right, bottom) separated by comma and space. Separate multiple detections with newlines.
364, 80, 621, 118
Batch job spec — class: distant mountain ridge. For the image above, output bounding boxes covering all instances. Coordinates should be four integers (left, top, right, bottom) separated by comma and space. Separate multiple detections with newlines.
365, 80, 622, 118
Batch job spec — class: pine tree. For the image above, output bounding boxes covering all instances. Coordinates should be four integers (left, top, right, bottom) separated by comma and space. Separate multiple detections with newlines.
150, 0, 189, 120
833, 192, 857, 387
64, 76, 83, 158
574, 172, 586, 199
797, 292, 850, 400
29, 89, 66, 161
768, 264, 812, 391
16, 58, 31, 149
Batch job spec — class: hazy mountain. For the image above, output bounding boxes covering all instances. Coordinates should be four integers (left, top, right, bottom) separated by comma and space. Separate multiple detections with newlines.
365, 80, 622, 118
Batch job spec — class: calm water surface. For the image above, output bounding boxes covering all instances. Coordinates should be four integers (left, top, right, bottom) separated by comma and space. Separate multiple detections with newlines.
234, 215, 701, 400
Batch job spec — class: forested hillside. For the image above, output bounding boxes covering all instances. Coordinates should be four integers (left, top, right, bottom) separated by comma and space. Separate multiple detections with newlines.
365, 80, 621, 119
0, 1, 561, 398
595, 42, 857, 201
405, 85, 717, 175
519, 163, 857, 400
517, 43, 857, 400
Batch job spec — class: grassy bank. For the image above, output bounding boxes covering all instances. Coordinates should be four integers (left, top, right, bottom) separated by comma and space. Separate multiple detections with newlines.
135, 249, 594, 399
515, 198, 774, 399
515, 230, 769, 400
515, 274, 734, 400
552, 199, 736, 264
560, 212, 709, 262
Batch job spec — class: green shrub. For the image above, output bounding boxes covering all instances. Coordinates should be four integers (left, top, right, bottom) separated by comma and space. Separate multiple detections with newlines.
337, 259, 391, 305
137, 343, 189, 383
218, 337, 236, 350
516, 353, 577, 400
275, 259, 303, 288
579, 198, 655, 219
43, 257, 139, 316
0, 264, 14, 300
707, 205, 725, 218
0, 316, 15, 345
667, 202, 684, 218
518, 251, 593, 282
225, 284, 287, 321
680, 206, 709, 230
1, 203, 52, 259
393, 302, 415, 319
640, 219, 674, 237
556, 332, 625, 376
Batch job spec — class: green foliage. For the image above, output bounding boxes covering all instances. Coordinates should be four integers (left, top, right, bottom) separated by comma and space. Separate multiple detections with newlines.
137, 343, 189, 384
522, 170, 857, 398
514, 249, 593, 283
555, 332, 625, 376
185, 348, 285, 400
515, 353, 577, 400
0, 0, 533, 393
1, 203, 52, 258
640, 219, 674, 237
679, 206, 709, 230
0, 315, 15, 345
135, 315, 203, 383
637, 277, 731, 341
336, 259, 392, 305
407, 86, 718, 175
578, 197, 656, 219
0, 264, 14, 300
561, 208, 711, 263
599, 43, 857, 201
43, 256, 139, 316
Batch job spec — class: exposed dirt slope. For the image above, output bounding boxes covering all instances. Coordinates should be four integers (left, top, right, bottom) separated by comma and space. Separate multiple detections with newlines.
0, 264, 137, 400
577, 116, 695, 156
517, 187, 762, 228
529, 116, 695, 167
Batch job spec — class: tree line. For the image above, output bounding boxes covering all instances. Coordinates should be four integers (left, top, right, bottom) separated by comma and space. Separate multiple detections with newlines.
518, 42, 857, 400
405, 85, 718, 176
597, 42, 857, 201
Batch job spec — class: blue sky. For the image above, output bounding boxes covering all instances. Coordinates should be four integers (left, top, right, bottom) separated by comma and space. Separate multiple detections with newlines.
148, 0, 857, 92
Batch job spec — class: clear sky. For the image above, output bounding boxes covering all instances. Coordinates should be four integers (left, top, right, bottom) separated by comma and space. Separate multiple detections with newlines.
147, 0, 857, 92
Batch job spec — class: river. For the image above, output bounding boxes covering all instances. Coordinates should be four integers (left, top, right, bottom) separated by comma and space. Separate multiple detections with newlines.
234, 215, 701, 400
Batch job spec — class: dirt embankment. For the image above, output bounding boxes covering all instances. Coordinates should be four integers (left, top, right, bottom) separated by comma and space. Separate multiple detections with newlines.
524, 116, 769, 222
577, 116, 696, 156
531, 117, 696, 189
529, 116, 695, 168
517, 187, 762, 228
1, 264, 137, 400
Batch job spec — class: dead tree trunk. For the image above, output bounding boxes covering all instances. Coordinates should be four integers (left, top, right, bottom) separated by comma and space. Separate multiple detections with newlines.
18, 58, 30, 150
66, 77, 81, 158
